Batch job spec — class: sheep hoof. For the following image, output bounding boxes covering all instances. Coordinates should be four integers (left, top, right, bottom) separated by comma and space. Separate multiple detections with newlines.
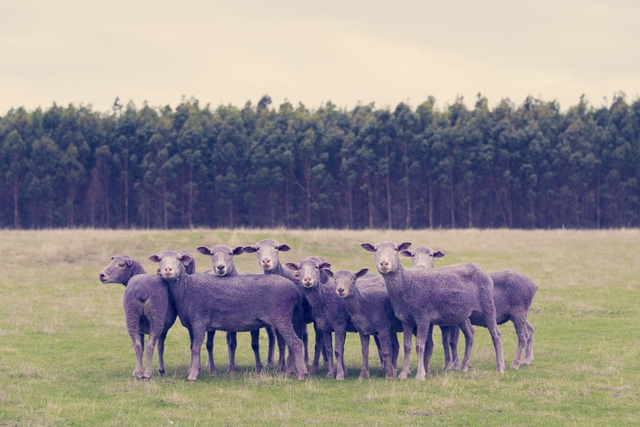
158, 369, 166, 376
358, 370, 369, 380
336, 374, 345, 381
310, 365, 319, 375
398, 371, 409, 380
325, 371, 334, 379
297, 372, 308, 380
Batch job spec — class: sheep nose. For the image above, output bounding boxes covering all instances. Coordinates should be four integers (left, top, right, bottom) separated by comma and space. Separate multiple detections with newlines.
164, 267, 173, 273
262, 258, 270, 264
337, 288, 344, 295
99, 273, 106, 280
216, 265, 225, 271
380, 261, 389, 268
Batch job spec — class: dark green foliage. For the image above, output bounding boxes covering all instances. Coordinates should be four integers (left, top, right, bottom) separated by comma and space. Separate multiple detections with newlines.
1, 94, 639, 229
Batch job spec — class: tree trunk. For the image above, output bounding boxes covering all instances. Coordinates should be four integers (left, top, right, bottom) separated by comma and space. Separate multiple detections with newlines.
13, 178, 19, 229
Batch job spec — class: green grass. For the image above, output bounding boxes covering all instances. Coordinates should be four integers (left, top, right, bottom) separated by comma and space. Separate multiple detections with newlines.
0, 228, 639, 426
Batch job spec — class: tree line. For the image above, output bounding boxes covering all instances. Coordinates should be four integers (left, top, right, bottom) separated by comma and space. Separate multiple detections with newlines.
1, 93, 639, 230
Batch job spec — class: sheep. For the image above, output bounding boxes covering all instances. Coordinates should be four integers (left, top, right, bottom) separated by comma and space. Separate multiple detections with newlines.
398, 246, 456, 369
285, 257, 357, 380
324, 267, 402, 379
99, 255, 177, 380
242, 239, 326, 374
402, 247, 537, 369
361, 241, 505, 379
196, 244, 269, 374
149, 250, 307, 381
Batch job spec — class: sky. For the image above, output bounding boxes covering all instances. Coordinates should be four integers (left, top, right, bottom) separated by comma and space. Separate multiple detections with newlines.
1, 0, 639, 115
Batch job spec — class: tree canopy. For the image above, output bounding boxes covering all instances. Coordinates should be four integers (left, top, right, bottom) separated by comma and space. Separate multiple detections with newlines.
1, 94, 639, 229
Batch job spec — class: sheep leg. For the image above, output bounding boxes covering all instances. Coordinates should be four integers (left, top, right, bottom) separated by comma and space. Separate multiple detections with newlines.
398, 323, 413, 379
378, 329, 396, 379
440, 326, 452, 370
323, 331, 335, 378
310, 324, 323, 374
449, 325, 461, 370
391, 332, 399, 370
144, 332, 160, 380
358, 333, 370, 379
510, 316, 530, 369
226, 332, 237, 373
485, 318, 505, 373
523, 321, 535, 365
372, 335, 384, 370
334, 328, 347, 380
414, 321, 432, 380
157, 331, 168, 376
266, 326, 276, 367
422, 324, 434, 375
274, 329, 287, 373
206, 330, 216, 374
250, 329, 264, 373
187, 328, 205, 381
132, 332, 144, 380
273, 320, 307, 380
302, 324, 310, 364
458, 319, 474, 372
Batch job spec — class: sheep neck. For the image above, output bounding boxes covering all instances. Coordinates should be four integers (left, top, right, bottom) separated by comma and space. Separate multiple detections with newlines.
265, 262, 295, 282
123, 262, 147, 286
381, 262, 407, 301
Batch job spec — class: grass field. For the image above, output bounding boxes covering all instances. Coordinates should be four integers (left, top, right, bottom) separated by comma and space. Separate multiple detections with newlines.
0, 228, 638, 426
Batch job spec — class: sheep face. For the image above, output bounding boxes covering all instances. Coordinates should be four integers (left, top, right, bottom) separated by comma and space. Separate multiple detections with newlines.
149, 251, 193, 280
197, 245, 242, 276
242, 239, 290, 273
400, 247, 445, 269
285, 258, 331, 289
361, 241, 411, 275
330, 269, 369, 298
99, 255, 136, 283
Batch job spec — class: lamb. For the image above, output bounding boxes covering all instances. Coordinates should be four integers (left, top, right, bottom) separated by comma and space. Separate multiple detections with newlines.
361, 241, 505, 379
403, 247, 537, 369
242, 239, 326, 374
149, 250, 307, 381
324, 267, 402, 379
196, 244, 269, 374
99, 255, 177, 380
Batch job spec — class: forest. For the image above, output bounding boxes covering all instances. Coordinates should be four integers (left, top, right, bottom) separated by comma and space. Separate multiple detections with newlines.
1, 93, 639, 230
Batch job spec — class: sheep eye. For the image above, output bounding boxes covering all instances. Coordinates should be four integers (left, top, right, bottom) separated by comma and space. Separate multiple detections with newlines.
118, 262, 125, 267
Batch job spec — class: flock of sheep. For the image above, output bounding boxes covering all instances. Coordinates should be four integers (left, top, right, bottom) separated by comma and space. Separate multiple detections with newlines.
98, 238, 538, 381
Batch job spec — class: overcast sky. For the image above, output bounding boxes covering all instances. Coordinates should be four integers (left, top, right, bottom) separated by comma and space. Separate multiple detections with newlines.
1, 0, 639, 114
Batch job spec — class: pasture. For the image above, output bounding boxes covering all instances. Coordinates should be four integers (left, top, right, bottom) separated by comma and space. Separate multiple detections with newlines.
0, 228, 638, 426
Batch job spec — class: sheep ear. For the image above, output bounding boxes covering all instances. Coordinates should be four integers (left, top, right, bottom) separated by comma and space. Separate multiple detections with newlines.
285, 262, 298, 271
232, 246, 244, 256
149, 255, 160, 263
355, 268, 369, 278
180, 254, 193, 265
323, 268, 334, 278
434, 251, 445, 258
361, 243, 375, 252
318, 262, 331, 270
196, 246, 212, 256
242, 246, 258, 254
398, 242, 412, 251
126, 259, 134, 267
278, 244, 291, 252
399, 250, 412, 258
